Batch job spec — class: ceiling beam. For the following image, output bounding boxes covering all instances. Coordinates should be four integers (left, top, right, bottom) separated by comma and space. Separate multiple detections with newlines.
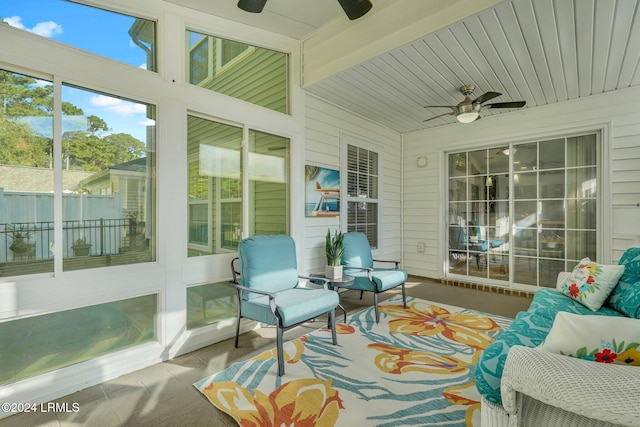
302, 0, 506, 87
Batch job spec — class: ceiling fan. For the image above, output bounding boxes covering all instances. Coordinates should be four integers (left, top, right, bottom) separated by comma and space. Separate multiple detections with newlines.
423, 85, 526, 124
237, 0, 373, 20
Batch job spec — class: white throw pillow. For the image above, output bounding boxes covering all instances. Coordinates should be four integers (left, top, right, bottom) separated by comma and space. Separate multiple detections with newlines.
538, 311, 640, 366
558, 258, 624, 311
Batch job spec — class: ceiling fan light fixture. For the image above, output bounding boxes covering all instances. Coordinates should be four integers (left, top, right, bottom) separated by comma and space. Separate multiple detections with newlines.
237, 0, 267, 13
456, 111, 479, 123
337, 0, 373, 20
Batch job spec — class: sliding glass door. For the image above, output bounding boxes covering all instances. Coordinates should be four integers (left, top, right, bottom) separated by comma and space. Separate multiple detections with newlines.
447, 133, 598, 288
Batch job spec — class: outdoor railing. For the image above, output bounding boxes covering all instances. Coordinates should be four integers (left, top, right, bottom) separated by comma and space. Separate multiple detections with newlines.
0, 218, 143, 262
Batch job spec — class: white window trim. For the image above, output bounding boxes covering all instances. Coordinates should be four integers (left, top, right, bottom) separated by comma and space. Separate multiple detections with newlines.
340, 133, 383, 251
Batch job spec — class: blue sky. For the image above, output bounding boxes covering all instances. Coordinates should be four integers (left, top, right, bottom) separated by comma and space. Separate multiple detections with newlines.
1, 0, 153, 142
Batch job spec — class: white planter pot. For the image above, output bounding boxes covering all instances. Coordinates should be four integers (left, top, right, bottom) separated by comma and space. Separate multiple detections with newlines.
325, 265, 343, 280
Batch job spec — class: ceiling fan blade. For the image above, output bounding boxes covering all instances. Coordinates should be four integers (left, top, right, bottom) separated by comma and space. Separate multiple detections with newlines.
423, 112, 453, 122
424, 105, 455, 109
473, 91, 501, 104
485, 101, 526, 109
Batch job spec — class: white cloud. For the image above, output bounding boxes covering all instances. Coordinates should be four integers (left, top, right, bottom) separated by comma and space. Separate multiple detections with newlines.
90, 95, 146, 116
139, 119, 156, 127
31, 21, 63, 38
4, 16, 25, 30
3, 16, 63, 38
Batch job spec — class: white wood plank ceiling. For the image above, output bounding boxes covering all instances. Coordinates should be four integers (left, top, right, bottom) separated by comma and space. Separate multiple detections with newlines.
305, 0, 640, 133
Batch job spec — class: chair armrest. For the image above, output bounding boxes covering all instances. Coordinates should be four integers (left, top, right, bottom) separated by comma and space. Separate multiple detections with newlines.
501, 345, 640, 427
373, 259, 400, 269
345, 266, 374, 273
229, 281, 279, 314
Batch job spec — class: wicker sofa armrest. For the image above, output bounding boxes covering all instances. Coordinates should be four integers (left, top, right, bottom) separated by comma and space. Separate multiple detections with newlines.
501, 345, 640, 427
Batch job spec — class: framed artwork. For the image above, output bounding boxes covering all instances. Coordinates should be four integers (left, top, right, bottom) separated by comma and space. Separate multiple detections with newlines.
305, 165, 340, 217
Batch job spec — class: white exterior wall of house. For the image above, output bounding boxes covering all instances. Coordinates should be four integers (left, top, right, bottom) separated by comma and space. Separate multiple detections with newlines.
302, 94, 403, 271
402, 86, 640, 281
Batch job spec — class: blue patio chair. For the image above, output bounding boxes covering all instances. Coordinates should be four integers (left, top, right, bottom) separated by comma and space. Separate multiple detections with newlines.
338, 232, 408, 323
230, 234, 339, 376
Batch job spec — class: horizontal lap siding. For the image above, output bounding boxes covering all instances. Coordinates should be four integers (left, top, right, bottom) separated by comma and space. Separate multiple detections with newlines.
303, 94, 402, 273
403, 86, 640, 279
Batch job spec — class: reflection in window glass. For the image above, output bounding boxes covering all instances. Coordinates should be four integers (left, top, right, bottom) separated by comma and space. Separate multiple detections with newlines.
186, 116, 289, 256
187, 31, 288, 114
447, 133, 598, 288
187, 282, 236, 329
0, 70, 54, 276
61, 84, 156, 271
0, 294, 156, 385
1, 1, 156, 71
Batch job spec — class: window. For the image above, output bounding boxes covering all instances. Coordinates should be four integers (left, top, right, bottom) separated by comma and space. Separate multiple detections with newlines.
1, 1, 156, 71
0, 69, 156, 277
1, 294, 156, 385
187, 116, 289, 256
346, 144, 380, 248
186, 31, 288, 114
447, 133, 599, 288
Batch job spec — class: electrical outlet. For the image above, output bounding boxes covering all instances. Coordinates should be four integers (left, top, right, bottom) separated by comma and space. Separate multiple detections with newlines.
417, 242, 426, 253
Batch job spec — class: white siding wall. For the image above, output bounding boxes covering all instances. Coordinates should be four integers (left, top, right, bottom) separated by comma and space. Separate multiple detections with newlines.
303, 94, 403, 273
402, 86, 640, 280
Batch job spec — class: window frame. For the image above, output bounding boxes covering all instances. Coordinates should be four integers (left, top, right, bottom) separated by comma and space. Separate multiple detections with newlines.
341, 134, 382, 250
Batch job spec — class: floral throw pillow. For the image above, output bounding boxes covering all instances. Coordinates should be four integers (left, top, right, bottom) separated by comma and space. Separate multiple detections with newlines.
538, 312, 640, 366
559, 258, 624, 311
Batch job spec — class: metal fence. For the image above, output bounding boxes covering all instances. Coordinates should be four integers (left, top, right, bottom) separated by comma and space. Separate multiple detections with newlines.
0, 218, 142, 262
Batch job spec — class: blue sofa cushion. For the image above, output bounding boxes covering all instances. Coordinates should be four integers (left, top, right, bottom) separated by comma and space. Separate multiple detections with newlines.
607, 247, 640, 318
475, 311, 555, 405
475, 287, 627, 406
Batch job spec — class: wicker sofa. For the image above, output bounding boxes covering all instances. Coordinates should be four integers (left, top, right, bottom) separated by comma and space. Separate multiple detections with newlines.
475, 246, 640, 427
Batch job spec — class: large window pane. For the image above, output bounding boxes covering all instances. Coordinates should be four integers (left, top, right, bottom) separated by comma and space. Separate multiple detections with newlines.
61, 85, 155, 271
249, 130, 289, 236
186, 117, 289, 255
187, 117, 242, 256
187, 31, 288, 114
1, 294, 156, 385
447, 133, 598, 288
1, 1, 155, 71
0, 70, 54, 277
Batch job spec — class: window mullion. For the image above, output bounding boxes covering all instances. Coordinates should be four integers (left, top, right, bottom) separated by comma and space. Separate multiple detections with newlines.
53, 76, 63, 274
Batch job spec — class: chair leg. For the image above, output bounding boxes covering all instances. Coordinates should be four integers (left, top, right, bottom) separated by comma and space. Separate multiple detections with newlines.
359, 290, 364, 300
401, 282, 407, 309
276, 326, 285, 376
234, 314, 241, 348
374, 293, 380, 323
329, 309, 337, 345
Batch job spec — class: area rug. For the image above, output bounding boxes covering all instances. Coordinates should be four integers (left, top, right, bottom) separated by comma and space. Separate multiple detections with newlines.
194, 295, 513, 427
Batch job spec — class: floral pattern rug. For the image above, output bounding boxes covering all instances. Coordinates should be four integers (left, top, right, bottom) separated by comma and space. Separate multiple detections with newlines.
194, 296, 513, 427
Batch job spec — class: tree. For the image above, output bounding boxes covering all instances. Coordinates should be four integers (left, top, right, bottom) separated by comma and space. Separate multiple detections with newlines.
0, 69, 147, 170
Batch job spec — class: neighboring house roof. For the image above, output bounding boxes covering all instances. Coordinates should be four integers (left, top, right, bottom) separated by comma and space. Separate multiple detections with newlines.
0, 164, 94, 193
110, 157, 147, 173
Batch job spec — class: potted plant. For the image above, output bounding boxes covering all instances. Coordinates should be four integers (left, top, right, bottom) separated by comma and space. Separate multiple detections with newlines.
72, 236, 92, 256
325, 228, 344, 279
7, 225, 36, 257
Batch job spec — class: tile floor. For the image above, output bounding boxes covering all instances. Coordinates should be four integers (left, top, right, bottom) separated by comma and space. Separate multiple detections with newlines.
0, 277, 532, 426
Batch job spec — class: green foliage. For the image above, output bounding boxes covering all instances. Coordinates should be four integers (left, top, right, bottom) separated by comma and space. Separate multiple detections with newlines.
325, 229, 344, 266
0, 69, 146, 170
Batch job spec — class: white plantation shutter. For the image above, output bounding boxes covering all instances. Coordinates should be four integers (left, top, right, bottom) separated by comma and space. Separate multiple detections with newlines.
346, 145, 379, 248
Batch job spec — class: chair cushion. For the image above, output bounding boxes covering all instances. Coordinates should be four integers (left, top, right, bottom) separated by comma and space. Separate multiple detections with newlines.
607, 247, 640, 318
342, 232, 373, 268
238, 235, 299, 301
340, 268, 407, 292
529, 288, 624, 321
241, 288, 339, 327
